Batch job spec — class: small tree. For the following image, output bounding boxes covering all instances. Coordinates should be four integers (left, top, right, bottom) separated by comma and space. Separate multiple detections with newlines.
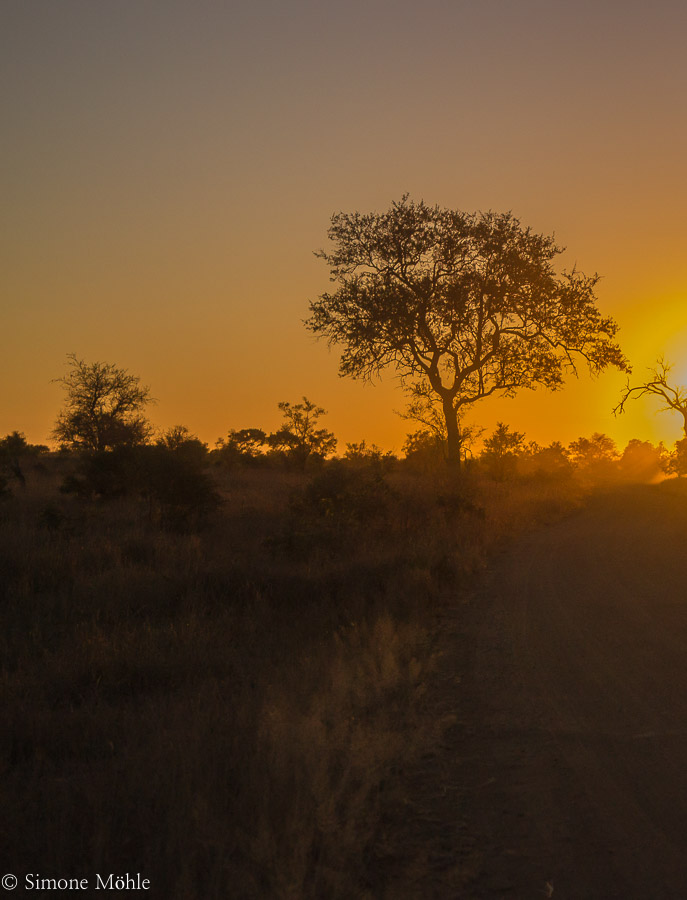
215, 428, 267, 466
614, 359, 687, 437
0, 431, 49, 458
0, 431, 48, 488
52, 354, 153, 451
156, 426, 208, 464
568, 433, 619, 481
308, 196, 628, 466
0, 431, 30, 458
518, 441, 573, 479
268, 398, 337, 467
665, 438, 687, 477
619, 439, 667, 482
480, 422, 526, 480
402, 429, 447, 470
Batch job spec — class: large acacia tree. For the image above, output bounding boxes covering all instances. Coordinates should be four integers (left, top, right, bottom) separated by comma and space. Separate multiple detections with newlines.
307, 196, 628, 465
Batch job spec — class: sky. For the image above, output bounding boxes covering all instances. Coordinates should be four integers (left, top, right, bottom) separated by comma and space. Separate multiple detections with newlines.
3, 0, 687, 453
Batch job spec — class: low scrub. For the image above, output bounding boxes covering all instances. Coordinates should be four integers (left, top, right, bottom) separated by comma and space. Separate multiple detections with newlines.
0, 456, 582, 897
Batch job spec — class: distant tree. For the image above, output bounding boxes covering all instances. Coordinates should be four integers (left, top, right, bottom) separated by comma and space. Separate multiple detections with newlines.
156, 426, 208, 464
0, 431, 48, 488
343, 441, 397, 471
518, 441, 573, 479
52, 354, 153, 451
215, 428, 268, 465
343, 440, 382, 461
402, 429, 447, 470
482, 422, 526, 457
619, 439, 667, 482
267, 398, 337, 467
343, 440, 390, 461
665, 438, 687, 477
613, 359, 687, 437
0, 431, 30, 458
568, 433, 619, 480
158, 425, 195, 450
480, 422, 526, 480
0, 431, 49, 458
569, 433, 618, 463
307, 195, 628, 466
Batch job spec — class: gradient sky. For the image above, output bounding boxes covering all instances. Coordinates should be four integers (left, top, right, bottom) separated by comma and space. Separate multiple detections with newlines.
3, 0, 687, 452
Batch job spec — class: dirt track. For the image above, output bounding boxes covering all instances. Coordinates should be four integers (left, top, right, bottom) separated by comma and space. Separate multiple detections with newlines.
377, 482, 687, 899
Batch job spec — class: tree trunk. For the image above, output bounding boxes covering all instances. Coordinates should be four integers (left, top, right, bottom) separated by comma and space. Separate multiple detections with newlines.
442, 397, 462, 468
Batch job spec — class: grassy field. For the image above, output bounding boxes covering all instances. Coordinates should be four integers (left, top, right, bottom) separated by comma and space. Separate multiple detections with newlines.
0, 455, 582, 898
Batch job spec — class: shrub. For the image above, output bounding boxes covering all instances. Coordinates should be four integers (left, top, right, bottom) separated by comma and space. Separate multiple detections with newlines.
267, 398, 337, 469
156, 426, 209, 466
480, 422, 526, 481
60, 446, 220, 529
402, 430, 446, 471
300, 462, 391, 526
139, 445, 220, 529
665, 438, 687, 477
214, 428, 268, 468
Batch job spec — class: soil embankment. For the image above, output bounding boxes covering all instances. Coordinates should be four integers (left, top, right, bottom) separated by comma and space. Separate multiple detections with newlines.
377, 482, 687, 899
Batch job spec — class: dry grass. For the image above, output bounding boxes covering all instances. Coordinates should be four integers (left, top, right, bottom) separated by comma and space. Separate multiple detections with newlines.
0, 456, 581, 898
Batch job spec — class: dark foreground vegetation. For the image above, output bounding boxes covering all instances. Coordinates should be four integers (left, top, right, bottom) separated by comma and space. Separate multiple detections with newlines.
2, 356, 685, 897
0, 440, 601, 899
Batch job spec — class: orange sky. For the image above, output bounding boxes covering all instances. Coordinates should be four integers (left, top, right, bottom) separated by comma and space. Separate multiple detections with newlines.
3, 1, 687, 453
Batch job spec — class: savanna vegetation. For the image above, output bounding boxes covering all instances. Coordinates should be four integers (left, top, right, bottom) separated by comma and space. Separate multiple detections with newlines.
3, 199, 687, 897
2, 392, 682, 897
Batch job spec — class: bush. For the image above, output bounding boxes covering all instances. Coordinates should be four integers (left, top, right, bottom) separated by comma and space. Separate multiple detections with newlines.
665, 438, 687, 477
214, 428, 268, 468
60, 445, 140, 499
156, 426, 209, 466
61, 446, 220, 529
300, 462, 391, 525
139, 445, 220, 528
402, 430, 446, 471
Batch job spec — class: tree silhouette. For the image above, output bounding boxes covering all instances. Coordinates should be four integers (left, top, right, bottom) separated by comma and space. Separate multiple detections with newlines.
156, 426, 208, 464
613, 359, 687, 437
52, 354, 153, 451
215, 428, 268, 466
307, 196, 628, 465
481, 422, 526, 480
666, 439, 687, 477
268, 397, 337, 467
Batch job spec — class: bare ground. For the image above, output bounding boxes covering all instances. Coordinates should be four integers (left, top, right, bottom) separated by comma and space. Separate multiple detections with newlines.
371, 482, 687, 899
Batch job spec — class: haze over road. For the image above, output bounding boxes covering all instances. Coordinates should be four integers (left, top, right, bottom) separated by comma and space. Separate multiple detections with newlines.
382, 481, 687, 898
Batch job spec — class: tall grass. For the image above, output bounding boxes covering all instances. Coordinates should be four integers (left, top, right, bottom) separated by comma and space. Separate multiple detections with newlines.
0, 457, 580, 897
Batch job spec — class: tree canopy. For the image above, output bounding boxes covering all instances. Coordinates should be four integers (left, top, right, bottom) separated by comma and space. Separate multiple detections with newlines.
267, 397, 337, 467
52, 354, 153, 451
307, 196, 628, 464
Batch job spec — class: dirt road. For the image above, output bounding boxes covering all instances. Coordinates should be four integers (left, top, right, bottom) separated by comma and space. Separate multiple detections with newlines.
377, 482, 687, 899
